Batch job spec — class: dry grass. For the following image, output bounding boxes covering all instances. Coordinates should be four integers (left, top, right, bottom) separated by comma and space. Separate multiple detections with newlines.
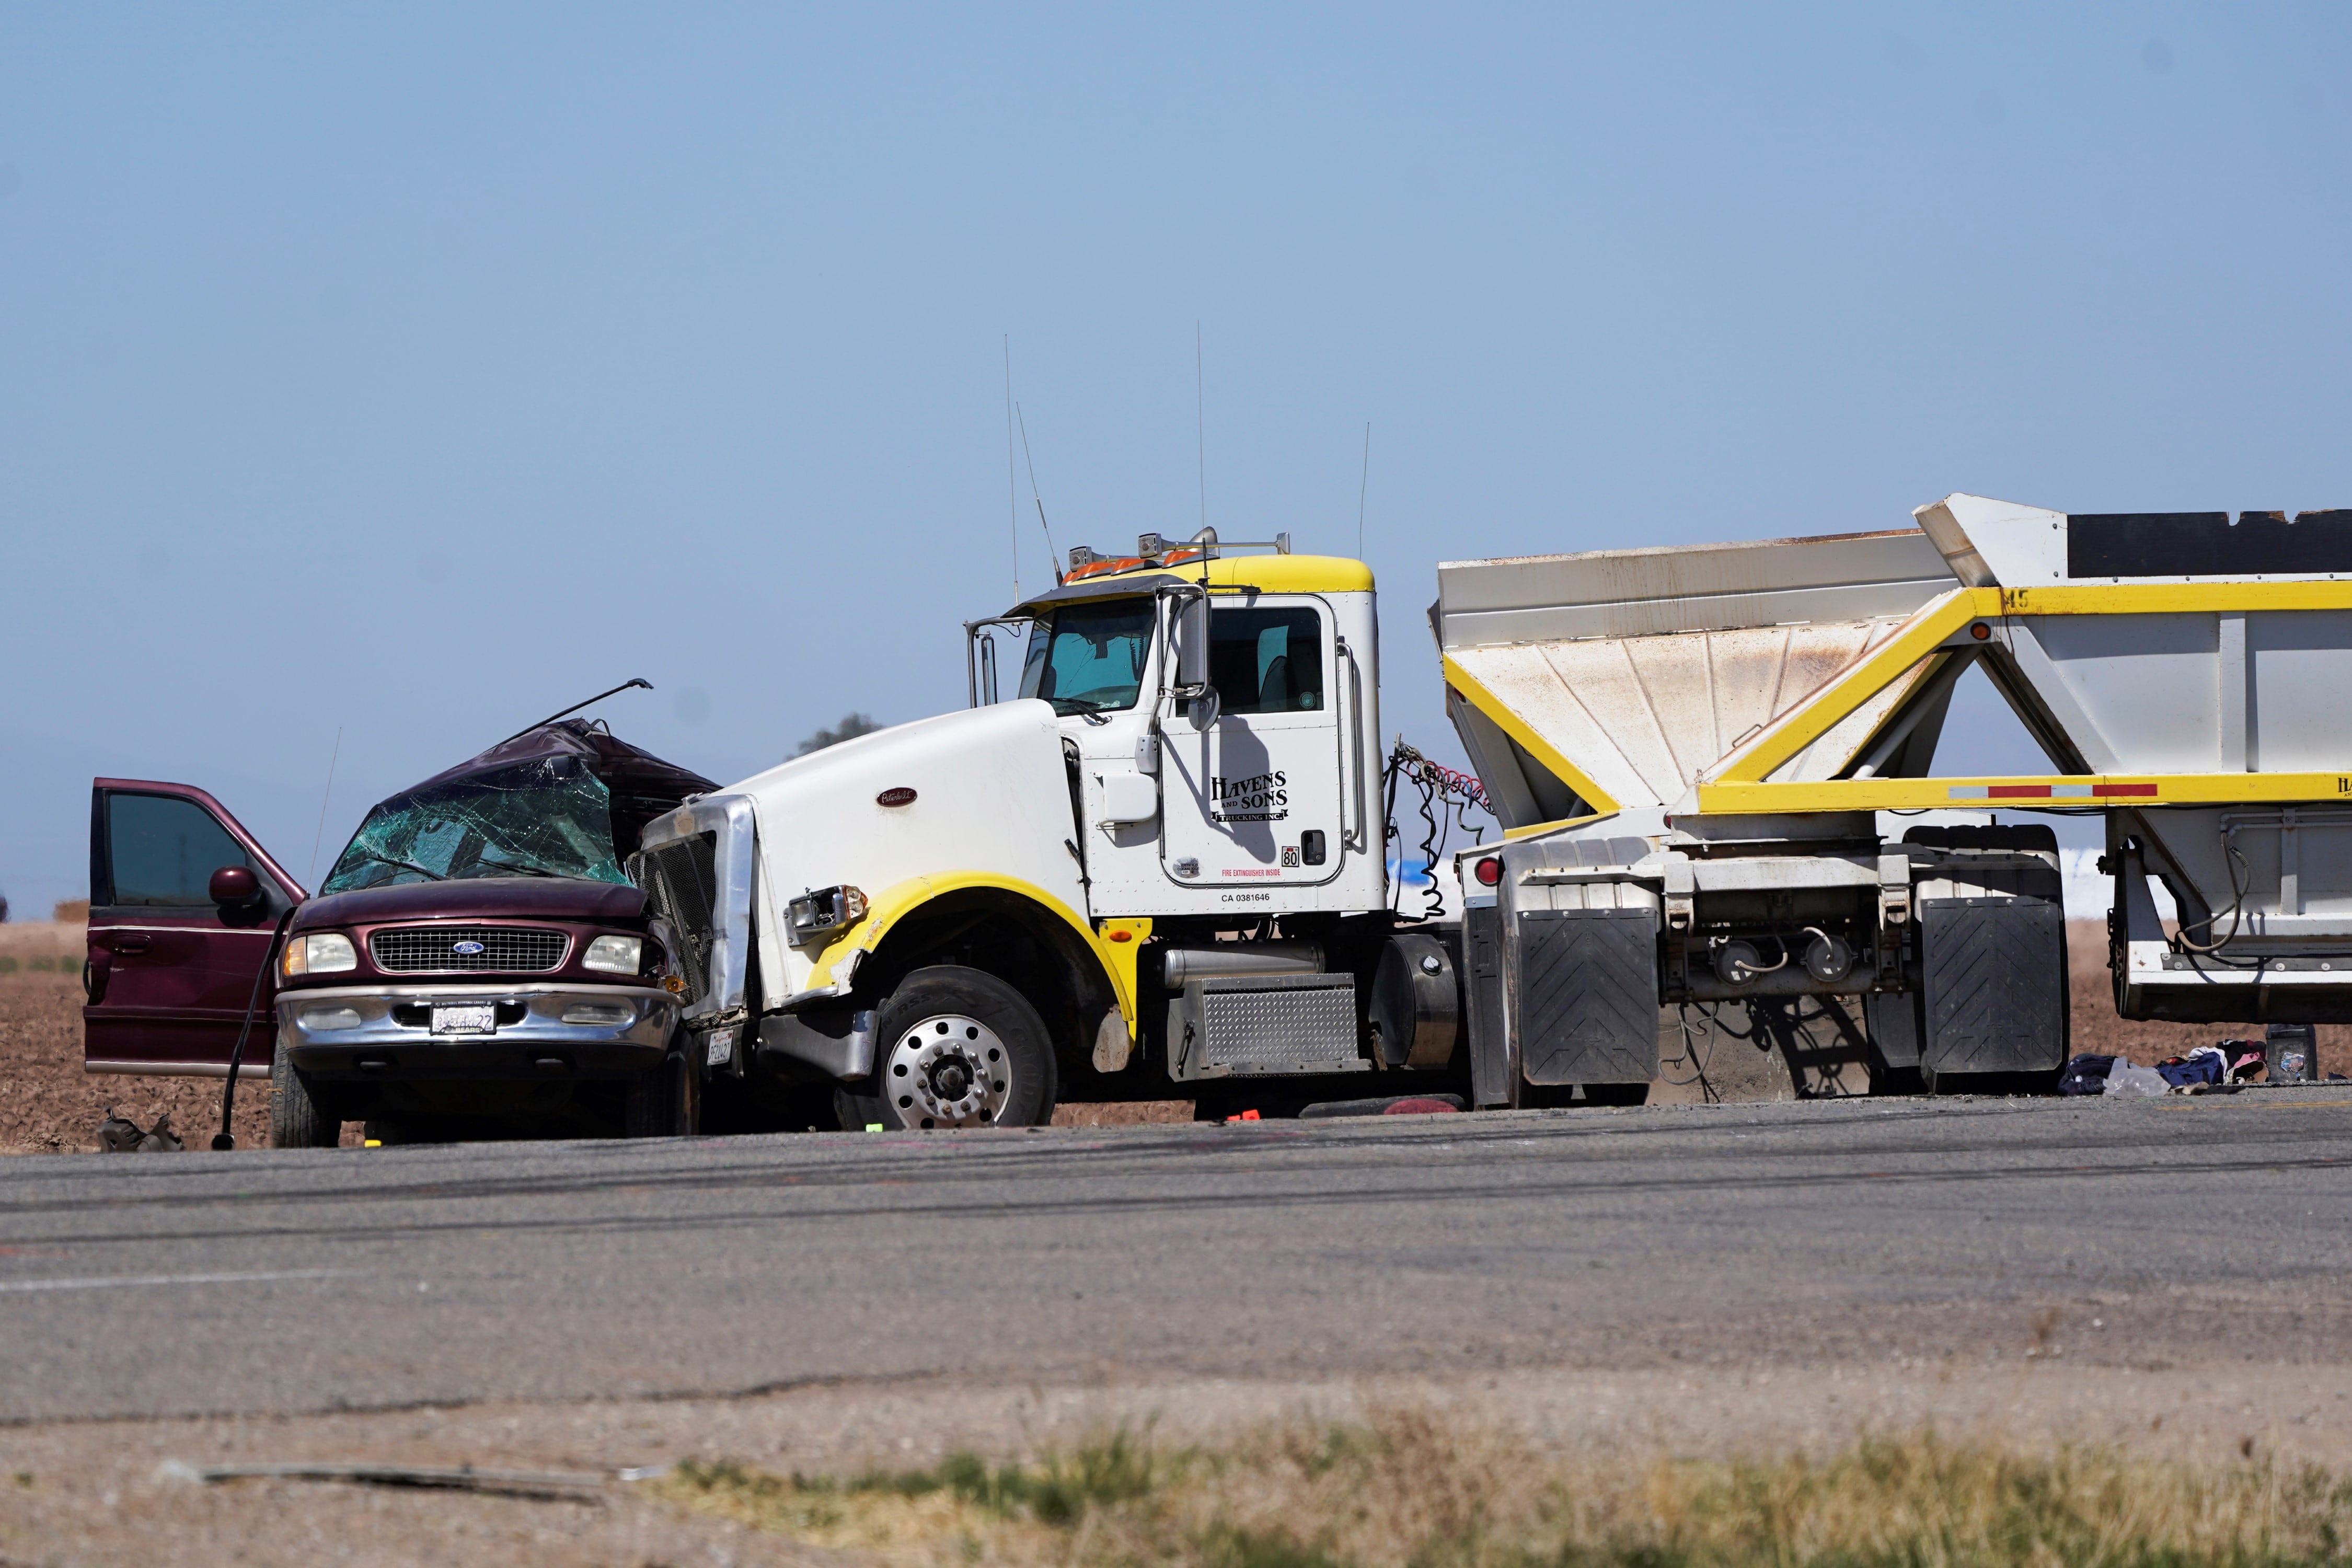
656, 1413, 2352, 1568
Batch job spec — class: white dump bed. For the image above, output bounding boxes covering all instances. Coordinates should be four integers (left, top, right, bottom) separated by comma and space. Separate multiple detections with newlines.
1916, 494, 2352, 779
1436, 528, 1961, 826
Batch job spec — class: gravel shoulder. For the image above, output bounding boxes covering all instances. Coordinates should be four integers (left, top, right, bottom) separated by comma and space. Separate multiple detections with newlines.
5, 1362, 2349, 1568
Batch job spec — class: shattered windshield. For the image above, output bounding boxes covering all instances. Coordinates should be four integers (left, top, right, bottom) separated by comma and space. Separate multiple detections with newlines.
320, 760, 629, 892
1018, 598, 1155, 716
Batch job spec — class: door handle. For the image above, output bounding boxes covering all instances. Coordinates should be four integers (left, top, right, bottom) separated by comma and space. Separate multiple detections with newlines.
109, 935, 151, 954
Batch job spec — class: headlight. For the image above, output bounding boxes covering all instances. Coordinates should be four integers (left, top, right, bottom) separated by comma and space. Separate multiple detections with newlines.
786, 885, 868, 946
582, 935, 644, 975
283, 932, 358, 976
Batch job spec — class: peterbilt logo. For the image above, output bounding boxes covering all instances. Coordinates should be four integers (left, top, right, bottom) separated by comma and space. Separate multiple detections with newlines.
452, 940, 486, 955
877, 787, 917, 808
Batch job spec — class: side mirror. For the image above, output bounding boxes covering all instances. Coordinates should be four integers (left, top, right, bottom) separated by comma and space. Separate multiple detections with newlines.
1172, 595, 1220, 727
1187, 684, 1221, 732
209, 865, 262, 909
1175, 594, 1212, 691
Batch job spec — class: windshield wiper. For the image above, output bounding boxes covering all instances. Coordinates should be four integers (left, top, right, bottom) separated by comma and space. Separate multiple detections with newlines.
471, 856, 562, 879
353, 852, 445, 882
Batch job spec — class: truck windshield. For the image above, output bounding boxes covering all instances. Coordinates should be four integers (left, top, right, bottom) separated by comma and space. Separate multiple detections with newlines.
1018, 598, 1155, 716
319, 761, 630, 892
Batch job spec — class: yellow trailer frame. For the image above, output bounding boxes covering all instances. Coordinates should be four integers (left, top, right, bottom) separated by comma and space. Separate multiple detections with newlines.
1674, 581, 2352, 815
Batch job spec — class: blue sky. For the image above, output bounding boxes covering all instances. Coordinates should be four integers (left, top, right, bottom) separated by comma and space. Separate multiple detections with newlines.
4, 4, 2348, 912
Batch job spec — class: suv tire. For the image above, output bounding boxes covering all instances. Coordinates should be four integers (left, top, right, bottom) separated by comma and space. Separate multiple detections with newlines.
269, 1036, 342, 1149
624, 1042, 700, 1137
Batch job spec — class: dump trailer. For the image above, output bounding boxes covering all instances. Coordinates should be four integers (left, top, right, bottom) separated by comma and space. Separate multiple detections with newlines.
631, 493, 2351, 1129
1440, 493, 2352, 1104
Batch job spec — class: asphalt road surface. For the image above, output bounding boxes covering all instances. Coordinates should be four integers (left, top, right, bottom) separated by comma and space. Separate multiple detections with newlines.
2, 1090, 2348, 1425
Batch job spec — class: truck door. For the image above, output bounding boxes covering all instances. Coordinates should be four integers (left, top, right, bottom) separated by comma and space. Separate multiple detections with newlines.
84, 780, 305, 1075
1159, 598, 1348, 890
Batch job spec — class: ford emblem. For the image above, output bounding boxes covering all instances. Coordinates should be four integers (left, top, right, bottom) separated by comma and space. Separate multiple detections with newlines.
452, 940, 486, 955
877, 787, 917, 808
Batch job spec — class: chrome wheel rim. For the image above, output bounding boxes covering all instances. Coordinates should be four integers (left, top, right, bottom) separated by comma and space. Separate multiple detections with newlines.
885, 1013, 1011, 1129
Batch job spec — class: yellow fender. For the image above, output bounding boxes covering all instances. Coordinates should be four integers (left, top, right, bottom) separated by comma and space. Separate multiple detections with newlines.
806, 871, 1149, 1037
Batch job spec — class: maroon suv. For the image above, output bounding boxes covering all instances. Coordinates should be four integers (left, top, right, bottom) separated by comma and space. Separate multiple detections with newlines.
84, 721, 714, 1145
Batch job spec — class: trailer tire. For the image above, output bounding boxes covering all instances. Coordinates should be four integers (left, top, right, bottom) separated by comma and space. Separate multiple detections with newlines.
839, 966, 1057, 1131
1583, 1082, 1651, 1107
269, 1036, 342, 1149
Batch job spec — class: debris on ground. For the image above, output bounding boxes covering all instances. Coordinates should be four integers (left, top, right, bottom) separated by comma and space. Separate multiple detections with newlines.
2103, 1062, 2171, 1098
96, 1108, 185, 1152
2154, 1045, 2228, 1089
96, 1106, 144, 1151
159, 1459, 607, 1502
1298, 1094, 1466, 1119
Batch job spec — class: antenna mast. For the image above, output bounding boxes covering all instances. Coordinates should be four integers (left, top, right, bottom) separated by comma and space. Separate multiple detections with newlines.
1195, 322, 1206, 537
1017, 403, 1059, 579
1005, 336, 1020, 600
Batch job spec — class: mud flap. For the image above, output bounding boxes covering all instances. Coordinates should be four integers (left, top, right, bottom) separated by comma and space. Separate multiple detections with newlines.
1515, 907, 1659, 1086
1464, 905, 1509, 1106
1918, 896, 2067, 1077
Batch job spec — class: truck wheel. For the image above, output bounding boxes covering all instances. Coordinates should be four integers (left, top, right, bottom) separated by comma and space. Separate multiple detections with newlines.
841, 966, 1057, 1130
269, 1036, 342, 1149
625, 1045, 700, 1137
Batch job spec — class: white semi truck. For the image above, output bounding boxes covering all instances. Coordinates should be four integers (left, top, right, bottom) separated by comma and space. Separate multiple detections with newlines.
632, 494, 2352, 1127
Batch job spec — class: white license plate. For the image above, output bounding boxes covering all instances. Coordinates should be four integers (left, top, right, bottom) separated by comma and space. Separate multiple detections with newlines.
431, 1004, 499, 1036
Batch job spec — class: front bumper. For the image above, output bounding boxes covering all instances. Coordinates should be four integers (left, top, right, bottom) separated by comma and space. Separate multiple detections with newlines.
278, 982, 676, 1082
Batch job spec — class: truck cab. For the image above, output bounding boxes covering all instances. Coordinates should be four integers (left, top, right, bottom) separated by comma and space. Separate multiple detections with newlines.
635, 532, 1461, 1129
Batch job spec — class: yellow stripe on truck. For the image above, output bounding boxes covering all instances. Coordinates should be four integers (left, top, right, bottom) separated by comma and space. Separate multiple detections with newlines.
805, 871, 1143, 1037
1438, 654, 1622, 815
1701, 771, 2352, 814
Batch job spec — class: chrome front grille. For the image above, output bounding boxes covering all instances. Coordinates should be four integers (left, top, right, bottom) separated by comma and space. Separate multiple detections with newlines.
369, 926, 569, 973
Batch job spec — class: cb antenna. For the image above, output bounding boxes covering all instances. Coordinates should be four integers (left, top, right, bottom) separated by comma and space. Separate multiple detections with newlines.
1357, 421, 1371, 557
1016, 402, 1060, 581
1195, 321, 1207, 536
1004, 335, 1020, 600
502, 678, 652, 744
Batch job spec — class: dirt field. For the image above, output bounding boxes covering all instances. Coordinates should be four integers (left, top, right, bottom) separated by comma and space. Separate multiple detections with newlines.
2060, 920, 2328, 1062
0, 920, 2331, 1155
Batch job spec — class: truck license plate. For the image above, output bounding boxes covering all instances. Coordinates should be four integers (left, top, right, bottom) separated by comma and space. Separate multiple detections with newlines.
431, 1004, 499, 1036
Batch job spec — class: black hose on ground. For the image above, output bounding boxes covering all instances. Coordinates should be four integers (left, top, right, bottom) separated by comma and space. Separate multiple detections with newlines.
213, 908, 297, 1152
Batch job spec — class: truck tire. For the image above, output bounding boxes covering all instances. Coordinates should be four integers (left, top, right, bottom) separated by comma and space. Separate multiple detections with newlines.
838, 966, 1057, 1131
269, 1036, 342, 1149
625, 1044, 700, 1137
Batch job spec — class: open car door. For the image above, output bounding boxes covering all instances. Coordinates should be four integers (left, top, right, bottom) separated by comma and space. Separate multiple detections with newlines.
85, 780, 305, 1076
